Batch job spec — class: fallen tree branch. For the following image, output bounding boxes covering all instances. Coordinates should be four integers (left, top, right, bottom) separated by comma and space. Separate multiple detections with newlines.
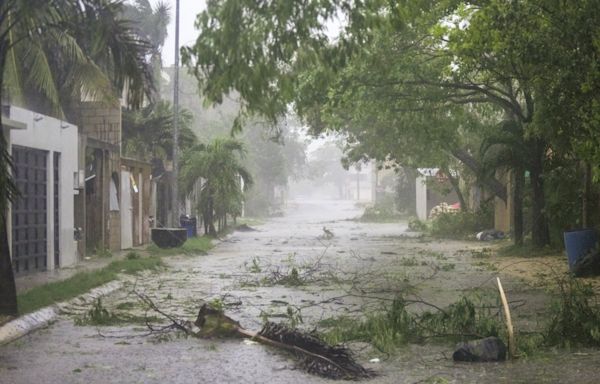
134, 291, 374, 380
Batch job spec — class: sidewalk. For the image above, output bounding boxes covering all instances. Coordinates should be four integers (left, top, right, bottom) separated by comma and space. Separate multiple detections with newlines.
1, 247, 147, 346
15, 247, 145, 294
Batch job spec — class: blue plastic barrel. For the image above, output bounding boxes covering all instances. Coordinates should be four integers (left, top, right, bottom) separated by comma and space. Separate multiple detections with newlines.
179, 216, 197, 238
564, 229, 598, 269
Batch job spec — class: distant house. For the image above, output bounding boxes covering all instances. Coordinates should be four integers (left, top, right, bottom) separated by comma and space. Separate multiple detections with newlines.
415, 168, 460, 221
2, 105, 79, 274
70, 101, 154, 253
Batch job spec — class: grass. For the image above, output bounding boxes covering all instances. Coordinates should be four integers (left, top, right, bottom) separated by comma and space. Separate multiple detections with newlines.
16, 236, 214, 315
17, 257, 164, 315
147, 236, 214, 257
74, 298, 163, 326
319, 295, 502, 355
497, 242, 560, 258
236, 217, 265, 227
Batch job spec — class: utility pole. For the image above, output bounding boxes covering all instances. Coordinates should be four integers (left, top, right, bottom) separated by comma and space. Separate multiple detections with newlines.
171, 0, 180, 228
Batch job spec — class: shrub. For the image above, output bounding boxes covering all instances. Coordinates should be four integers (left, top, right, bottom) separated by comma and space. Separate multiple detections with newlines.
430, 207, 493, 239
544, 276, 600, 347
408, 216, 428, 232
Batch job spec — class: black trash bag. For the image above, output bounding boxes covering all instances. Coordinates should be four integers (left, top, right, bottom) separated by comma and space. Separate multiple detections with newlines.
453, 337, 507, 362
572, 250, 600, 277
476, 229, 505, 241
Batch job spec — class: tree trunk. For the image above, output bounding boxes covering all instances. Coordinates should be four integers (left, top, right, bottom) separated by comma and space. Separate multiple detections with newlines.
0, 50, 19, 315
0, 212, 18, 316
207, 199, 217, 237
529, 140, 549, 247
582, 161, 592, 228
451, 148, 507, 203
513, 167, 524, 246
444, 166, 467, 212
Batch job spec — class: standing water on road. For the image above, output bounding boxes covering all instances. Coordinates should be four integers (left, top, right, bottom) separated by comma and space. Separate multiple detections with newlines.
2, 199, 600, 383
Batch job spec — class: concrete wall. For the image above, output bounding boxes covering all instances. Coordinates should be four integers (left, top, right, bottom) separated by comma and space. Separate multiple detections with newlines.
6, 106, 79, 269
71, 101, 121, 147
416, 175, 428, 221
72, 101, 123, 253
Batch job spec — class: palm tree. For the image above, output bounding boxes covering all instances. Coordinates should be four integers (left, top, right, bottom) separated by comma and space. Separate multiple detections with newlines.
180, 138, 253, 236
6, 0, 154, 120
122, 100, 196, 161
0, 0, 154, 316
122, 0, 170, 99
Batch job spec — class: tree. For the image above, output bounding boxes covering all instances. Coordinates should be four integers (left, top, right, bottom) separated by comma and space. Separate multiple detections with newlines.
242, 120, 306, 216
0, 0, 154, 316
179, 138, 253, 236
122, 100, 196, 161
122, 0, 170, 99
1, 0, 70, 317
186, 0, 600, 247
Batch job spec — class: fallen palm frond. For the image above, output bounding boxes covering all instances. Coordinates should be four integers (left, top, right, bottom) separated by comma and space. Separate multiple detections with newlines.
193, 303, 374, 380
136, 292, 374, 380
240, 322, 374, 380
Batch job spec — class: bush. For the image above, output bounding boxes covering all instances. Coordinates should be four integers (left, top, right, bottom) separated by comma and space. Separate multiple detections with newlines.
320, 295, 502, 354
361, 198, 402, 222
408, 217, 428, 232
430, 208, 493, 239
544, 276, 600, 347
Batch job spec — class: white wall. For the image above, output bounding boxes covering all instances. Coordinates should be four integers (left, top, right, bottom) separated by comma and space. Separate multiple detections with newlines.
415, 175, 427, 221
7, 106, 79, 269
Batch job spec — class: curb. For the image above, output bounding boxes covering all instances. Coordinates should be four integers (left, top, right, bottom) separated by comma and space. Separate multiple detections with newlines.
0, 280, 123, 346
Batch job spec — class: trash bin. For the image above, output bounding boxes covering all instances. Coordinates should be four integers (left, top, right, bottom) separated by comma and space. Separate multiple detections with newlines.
564, 228, 598, 270
151, 228, 187, 248
180, 215, 197, 238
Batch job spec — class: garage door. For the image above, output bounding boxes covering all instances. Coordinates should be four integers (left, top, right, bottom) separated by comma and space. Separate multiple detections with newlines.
12, 146, 48, 274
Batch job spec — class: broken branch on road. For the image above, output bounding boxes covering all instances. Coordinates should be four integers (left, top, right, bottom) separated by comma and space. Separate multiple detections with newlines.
135, 291, 375, 380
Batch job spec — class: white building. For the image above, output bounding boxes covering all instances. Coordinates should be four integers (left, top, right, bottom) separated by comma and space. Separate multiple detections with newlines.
2, 106, 80, 274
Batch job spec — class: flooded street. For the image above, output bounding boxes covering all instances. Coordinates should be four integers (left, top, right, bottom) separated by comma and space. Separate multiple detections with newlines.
2, 199, 600, 383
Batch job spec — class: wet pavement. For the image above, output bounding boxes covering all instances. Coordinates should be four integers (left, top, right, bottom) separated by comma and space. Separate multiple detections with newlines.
2, 199, 600, 383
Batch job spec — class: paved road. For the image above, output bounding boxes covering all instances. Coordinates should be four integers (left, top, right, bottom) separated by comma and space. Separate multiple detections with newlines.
2, 199, 600, 383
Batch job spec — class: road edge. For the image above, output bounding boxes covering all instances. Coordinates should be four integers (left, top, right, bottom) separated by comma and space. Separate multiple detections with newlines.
0, 280, 123, 346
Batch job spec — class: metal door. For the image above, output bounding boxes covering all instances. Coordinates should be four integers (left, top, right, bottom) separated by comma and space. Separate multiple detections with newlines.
12, 146, 48, 274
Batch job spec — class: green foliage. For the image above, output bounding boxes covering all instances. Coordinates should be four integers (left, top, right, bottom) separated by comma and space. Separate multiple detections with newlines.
17, 257, 163, 315
75, 298, 121, 326
184, 0, 600, 249
94, 246, 112, 258
408, 217, 428, 232
429, 208, 493, 240
208, 298, 224, 312
179, 138, 253, 235
246, 257, 262, 273
242, 122, 306, 217
321, 295, 501, 354
122, 101, 197, 161
126, 251, 140, 260
75, 298, 162, 326
543, 162, 593, 247
147, 236, 214, 256
544, 276, 600, 347
1, 0, 156, 316
360, 198, 402, 222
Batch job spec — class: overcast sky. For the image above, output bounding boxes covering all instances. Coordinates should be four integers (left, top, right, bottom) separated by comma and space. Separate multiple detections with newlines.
158, 0, 206, 66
